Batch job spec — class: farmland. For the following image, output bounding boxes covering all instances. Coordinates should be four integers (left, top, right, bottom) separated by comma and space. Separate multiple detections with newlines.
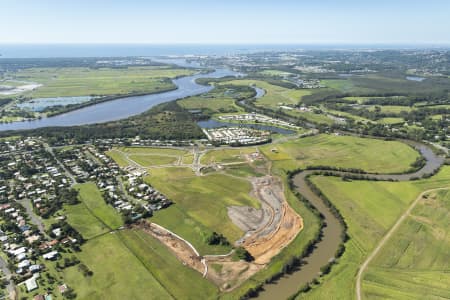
8, 66, 195, 98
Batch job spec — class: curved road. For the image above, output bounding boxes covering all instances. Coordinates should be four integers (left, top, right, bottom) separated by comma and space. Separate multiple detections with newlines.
256, 140, 445, 300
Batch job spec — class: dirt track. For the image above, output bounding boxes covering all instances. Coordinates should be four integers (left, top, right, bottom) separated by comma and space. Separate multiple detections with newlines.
136, 221, 206, 275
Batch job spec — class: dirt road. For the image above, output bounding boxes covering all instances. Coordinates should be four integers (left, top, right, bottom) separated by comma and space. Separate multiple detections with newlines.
355, 187, 450, 300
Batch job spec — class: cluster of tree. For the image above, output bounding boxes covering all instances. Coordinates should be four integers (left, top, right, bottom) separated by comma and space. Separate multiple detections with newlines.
48, 220, 85, 246
0, 101, 206, 145
233, 247, 254, 262
56, 256, 80, 270
205, 232, 230, 246
0, 57, 164, 72
78, 263, 94, 277
40, 188, 79, 219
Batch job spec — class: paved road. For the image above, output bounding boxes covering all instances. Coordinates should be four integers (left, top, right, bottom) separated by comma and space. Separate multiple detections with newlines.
17, 199, 46, 235
44, 143, 77, 186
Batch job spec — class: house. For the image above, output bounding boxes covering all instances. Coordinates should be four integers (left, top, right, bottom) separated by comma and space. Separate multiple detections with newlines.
29, 264, 41, 273
18, 259, 30, 268
25, 276, 38, 292
43, 250, 58, 260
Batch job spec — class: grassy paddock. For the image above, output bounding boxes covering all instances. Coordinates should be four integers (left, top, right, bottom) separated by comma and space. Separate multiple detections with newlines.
299, 167, 450, 299
12, 66, 195, 98
145, 167, 259, 254
63, 233, 172, 300
362, 189, 450, 299
118, 229, 219, 299
260, 134, 420, 174
74, 182, 123, 229
221, 79, 312, 108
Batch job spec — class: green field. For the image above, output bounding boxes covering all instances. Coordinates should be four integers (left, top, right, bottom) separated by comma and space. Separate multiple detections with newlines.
321, 79, 374, 94
258, 69, 295, 77
10, 66, 194, 98
284, 109, 336, 125
377, 117, 405, 125
260, 134, 420, 174
106, 147, 193, 168
74, 182, 123, 230
63, 233, 172, 300
299, 167, 450, 299
362, 189, 450, 299
118, 229, 219, 299
146, 167, 260, 254
128, 154, 178, 166
105, 150, 129, 167
179, 96, 243, 114
342, 96, 408, 104
201, 147, 257, 164
367, 105, 413, 114
222, 79, 311, 108
63, 203, 110, 239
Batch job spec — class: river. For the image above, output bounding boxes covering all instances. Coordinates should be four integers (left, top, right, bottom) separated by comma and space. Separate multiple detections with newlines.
0, 68, 241, 131
255, 140, 444, 300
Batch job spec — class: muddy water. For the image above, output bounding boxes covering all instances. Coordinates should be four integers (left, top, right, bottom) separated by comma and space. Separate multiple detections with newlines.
255, 141, 444, 300
256, 171, 344, 300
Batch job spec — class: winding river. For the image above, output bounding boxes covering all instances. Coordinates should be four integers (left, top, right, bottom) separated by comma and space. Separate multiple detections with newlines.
0, 68, 241, 131
256, 140, 444, 300
1, 60, 445, 299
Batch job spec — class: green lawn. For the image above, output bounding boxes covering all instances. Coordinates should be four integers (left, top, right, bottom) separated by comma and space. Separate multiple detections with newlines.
118, 229, 219, 299
298, 167, 450, 299
74, 182, 123, 230
260, 134, 420, 174
11, 66, 194, 98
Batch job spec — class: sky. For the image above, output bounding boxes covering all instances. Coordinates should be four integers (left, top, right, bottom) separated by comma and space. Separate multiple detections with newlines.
1, 0, 450, 45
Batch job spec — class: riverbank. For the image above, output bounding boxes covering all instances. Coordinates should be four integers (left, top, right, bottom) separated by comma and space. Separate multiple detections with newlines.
254, 139, 445, 299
